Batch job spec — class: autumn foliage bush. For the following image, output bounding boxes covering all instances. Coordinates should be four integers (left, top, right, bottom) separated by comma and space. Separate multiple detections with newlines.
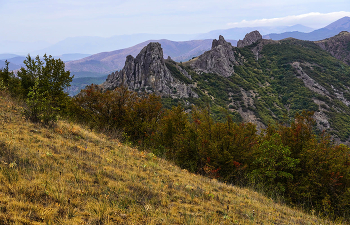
72, 84, 162, 142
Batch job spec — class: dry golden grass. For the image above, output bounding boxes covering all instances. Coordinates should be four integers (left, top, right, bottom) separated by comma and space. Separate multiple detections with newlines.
0, 90, 343, 224
182, 57, 198, 67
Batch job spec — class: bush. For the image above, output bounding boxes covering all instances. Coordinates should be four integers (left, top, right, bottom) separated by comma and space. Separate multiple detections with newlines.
24, 78, 59, 124
72, 85, 162, 142
250, 133, 299, 193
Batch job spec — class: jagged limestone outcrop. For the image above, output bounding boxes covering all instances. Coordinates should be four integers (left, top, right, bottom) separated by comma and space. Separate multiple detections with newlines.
237, 30, 262, 48
237, 31, 271, 61
189, 35, 237, 77
316, 31, 350, 65
102, 42, 197, 98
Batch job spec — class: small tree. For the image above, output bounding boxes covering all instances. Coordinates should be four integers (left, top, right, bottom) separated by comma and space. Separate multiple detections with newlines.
0, 60, 10, 86
18, 54, 73, 124
24, 77, 59, 124
0, 60, 22, 95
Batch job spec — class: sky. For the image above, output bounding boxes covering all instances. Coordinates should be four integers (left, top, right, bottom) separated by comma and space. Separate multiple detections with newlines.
0, 0, 349, 44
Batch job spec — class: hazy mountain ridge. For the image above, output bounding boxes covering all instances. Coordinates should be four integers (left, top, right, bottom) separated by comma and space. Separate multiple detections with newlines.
0, 22, 316, 56
0, 54, 22, 60
31, 25, 313, 56
264, 16, 350, 41
198, 24, 314, 40
29, 34, 199, 56
0, 54, 92, 72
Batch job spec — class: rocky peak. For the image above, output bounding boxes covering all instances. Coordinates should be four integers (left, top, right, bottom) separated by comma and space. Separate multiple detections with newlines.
102, 42, 197, 98
212, 35, 229, 48
315, 31, 350, 65
189, 35, 237, 77
237, 31, 262, 48
337, 31, 350, 36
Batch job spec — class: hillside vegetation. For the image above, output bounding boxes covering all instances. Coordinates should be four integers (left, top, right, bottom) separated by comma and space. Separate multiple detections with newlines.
163, 38, 350, 142
0, 90, 337, 224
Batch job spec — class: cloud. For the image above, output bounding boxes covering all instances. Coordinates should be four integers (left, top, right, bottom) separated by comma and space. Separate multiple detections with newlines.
227, 11, 350, 28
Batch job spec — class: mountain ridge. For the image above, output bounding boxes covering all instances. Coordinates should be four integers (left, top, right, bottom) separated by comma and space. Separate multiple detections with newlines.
264, 16, 350, 41
1, 22, 317, 56
101, 31, 350, 143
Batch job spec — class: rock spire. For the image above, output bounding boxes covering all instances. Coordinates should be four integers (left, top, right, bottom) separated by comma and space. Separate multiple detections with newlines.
190, 35, 237, 77
237, 31, 262, 48
102, 42, 197, 98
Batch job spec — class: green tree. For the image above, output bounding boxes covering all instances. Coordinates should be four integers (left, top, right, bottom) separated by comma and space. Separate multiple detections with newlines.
25, 77, 59, 124
0, 60, 10, 86
0, 60, 21, 95
250, 133, 299, 193
18, 54, 73, 124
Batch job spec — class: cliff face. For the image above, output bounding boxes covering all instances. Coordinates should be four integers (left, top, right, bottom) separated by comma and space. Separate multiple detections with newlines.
189, 35, 238, 77
102, 42, 197, 98
316, 31, 350, 65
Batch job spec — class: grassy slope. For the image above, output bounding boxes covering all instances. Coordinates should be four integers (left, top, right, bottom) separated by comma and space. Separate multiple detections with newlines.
0, 91, 338, 224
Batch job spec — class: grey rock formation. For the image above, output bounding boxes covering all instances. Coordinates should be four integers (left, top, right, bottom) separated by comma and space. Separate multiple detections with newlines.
189, 35, 237, 77
315, 31, 350, 65
102, 42, 197, 98
237, 31, 262, 48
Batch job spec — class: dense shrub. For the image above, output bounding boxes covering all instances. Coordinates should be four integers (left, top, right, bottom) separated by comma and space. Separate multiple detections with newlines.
72, 85, 162, 142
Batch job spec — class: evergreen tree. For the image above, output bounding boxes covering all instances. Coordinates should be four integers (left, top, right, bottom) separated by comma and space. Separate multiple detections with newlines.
18, 54, 73, 124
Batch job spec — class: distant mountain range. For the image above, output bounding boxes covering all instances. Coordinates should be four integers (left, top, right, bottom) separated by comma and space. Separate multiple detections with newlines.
2, 17, 350, 58
0, 54, 24, 70
1, 24, 316, 56
33, 25, 314, 56
0, 53, 91, 71
0, 54, 21, 60
198, 24, 314, 40
264, 16, 350, 41
2, 17, 349, 58
0, 40, 52, 55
